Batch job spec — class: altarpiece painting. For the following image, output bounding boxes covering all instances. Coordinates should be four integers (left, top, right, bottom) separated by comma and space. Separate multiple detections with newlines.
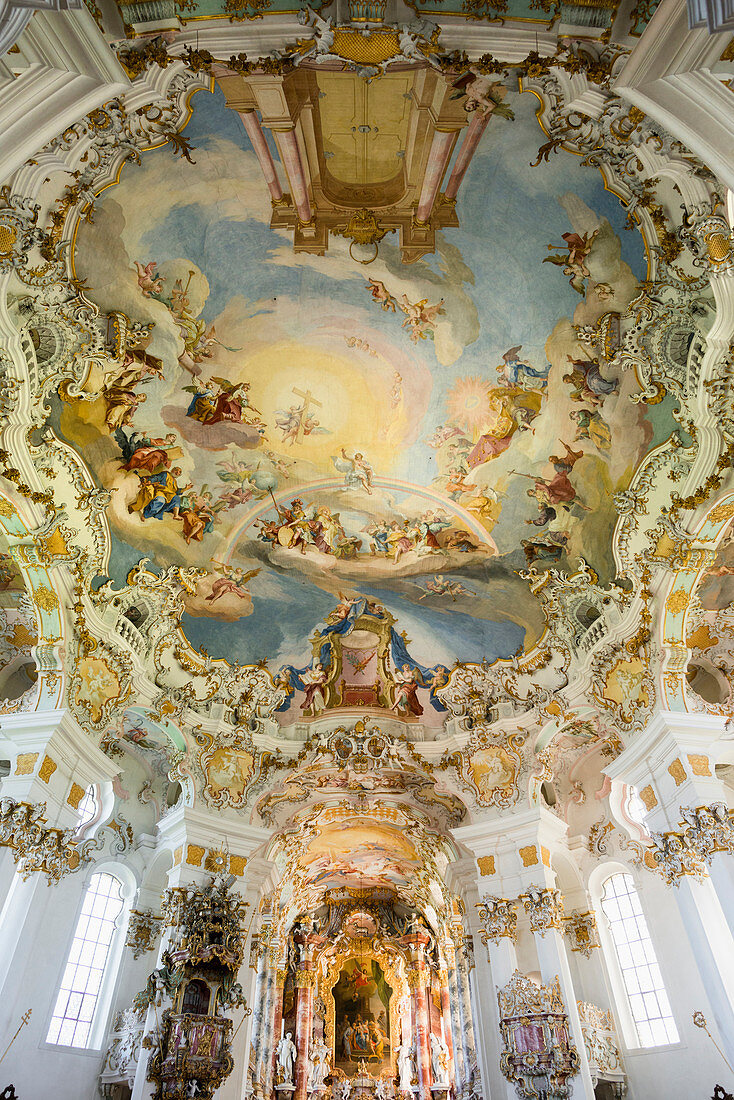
333, 958, 392, 1077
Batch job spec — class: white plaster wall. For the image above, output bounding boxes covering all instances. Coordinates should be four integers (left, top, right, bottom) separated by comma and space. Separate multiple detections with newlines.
0, 867, 110, 1099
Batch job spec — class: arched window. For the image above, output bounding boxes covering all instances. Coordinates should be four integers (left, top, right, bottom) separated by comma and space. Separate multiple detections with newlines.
46, 872, 128, 1048
599, 872, 679, 1048
75, 785, 98, 833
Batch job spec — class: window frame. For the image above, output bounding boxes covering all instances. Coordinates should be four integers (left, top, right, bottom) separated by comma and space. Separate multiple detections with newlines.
43, 864, 135, 1053
590, 863, 680, 1052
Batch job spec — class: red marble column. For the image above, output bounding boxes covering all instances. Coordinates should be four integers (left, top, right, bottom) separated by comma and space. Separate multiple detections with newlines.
239, 110, 285, 203
443, 111, 491, 202
415, 129, 458, 225
293, 971, 315, 1100
274, 128, 312, 225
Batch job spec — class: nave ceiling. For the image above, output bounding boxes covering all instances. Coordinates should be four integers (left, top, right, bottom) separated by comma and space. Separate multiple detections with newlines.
1, 0, 734, 914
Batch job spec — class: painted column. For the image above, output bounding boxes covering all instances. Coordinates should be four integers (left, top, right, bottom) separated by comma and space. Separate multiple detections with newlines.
256, 947, 277, 1096
273, 128, 312, 225
415, 129, 458, 225
520, 888, 595, 1100
455, 937, 479, 1093
444, 947, 467, 1095
247, 935, 268, 1095
294, 969, 315, 1100
239, 110, 285, 203
443, 111, 491, 202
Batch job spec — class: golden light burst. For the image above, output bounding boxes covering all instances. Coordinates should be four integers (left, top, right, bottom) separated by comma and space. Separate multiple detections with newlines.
446, 376, 492, 438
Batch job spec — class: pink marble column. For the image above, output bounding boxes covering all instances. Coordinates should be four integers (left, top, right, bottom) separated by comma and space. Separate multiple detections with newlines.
239, 110, 284, 203
412, 969, 432, 1099
274, 128, 312, 225
444, 111, 491, 202
438, 971, 454, 1081
293, 971, 314, 1100
415, 129, 458, 225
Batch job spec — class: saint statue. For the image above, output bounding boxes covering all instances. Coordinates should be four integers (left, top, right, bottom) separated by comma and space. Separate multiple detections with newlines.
307, 1036, 332, 1091
430, 1033, 450, 1087
397, 1038, 415, 1092
277, 1032, 298, 1086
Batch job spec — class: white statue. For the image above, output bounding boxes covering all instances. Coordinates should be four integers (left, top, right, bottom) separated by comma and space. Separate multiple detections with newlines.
397, 1039, 415, 1092
277, 1032, 298, 1086
340, 1077, 352, 1100
430, 1033, 450, 1087
375, 1078, 392, 1100
307, 1036, 331, 1091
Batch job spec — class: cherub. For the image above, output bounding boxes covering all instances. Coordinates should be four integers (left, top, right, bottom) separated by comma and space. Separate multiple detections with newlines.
366, 278, 397, 312
134, 260, 164, 298
398, 295, 445, 342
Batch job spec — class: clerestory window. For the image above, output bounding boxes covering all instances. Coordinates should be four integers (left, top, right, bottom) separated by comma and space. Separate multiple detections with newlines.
599, 872, 679, 1048
46, 872, 127, 1049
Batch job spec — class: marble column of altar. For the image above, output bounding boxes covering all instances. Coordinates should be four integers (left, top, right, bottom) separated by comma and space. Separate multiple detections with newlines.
437, 967, 454, 1085
444, 943, 468, 1096
294, 969, 315, 1100
247, 935, 268, 1094
404, 938, 432, 1099
267, 968, 287, 1096
455, 937, 480, 1092
256, 945, 279, 1097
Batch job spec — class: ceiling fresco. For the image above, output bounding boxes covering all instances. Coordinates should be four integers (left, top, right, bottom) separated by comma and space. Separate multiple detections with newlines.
52, 78, 671, 687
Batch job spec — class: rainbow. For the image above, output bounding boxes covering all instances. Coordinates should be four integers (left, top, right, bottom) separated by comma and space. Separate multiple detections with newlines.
218, 478, 498, 563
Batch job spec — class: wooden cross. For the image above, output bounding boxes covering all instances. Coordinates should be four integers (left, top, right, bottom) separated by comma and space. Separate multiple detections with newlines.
0, 1008, 31, 1065
292, 386, 322, 444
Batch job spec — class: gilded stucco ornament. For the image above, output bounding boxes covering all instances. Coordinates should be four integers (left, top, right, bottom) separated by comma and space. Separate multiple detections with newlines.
563, 911, 600, 957
644, 804, 734, 885
0, 190, 49, 273
0, 797, 96, 882
518, 887, 564, 934
476, 897, 518, 946
125, 908, 164, 959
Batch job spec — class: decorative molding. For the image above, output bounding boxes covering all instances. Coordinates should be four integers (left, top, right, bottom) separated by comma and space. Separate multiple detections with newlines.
0, 796, 93, 881
519, 887, 564, 934
476, 897, 518, 945
563, 911, 600, 956
125, 909, 163, 959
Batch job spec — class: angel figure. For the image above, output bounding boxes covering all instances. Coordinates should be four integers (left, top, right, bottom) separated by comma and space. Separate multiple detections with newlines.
366, 278, 397, 312
450, 70, 515, 119
205, 561, 260, 603
496, 345, 551, 389
216, 459, 257, 509
398, 296, 445, 342
543, 229, 599, 295
134, 260, 164, 298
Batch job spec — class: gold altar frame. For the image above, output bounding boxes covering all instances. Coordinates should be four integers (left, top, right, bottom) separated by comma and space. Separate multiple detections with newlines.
318, 936, 408, 1076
